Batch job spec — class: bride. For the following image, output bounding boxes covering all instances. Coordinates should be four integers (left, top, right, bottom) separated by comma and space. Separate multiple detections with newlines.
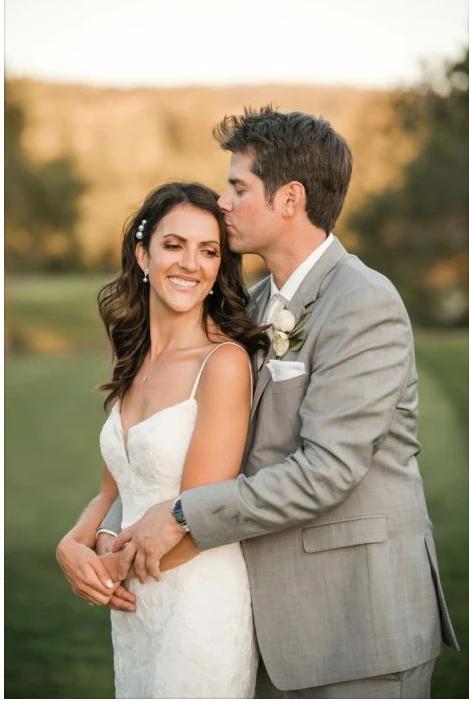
56, 182, 268, 698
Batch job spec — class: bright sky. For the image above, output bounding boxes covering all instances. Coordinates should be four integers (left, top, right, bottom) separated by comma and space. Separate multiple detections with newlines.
4, 0, 468, 89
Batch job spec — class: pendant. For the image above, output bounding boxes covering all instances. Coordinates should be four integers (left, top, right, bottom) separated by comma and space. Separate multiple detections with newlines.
142, 375, 148, 383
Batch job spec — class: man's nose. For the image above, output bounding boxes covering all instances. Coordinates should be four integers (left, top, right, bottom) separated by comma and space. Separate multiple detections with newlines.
218, 189, 232, 212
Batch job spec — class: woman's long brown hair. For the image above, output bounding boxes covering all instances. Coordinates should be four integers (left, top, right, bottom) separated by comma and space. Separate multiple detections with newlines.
97, 182, 269, 410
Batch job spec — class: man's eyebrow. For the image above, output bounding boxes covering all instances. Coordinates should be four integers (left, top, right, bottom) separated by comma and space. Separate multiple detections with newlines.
228, 177, 247, 186
162, 233, 220, 246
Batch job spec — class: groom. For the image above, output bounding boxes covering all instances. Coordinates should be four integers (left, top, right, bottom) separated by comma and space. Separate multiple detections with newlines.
100, 107, 458, 696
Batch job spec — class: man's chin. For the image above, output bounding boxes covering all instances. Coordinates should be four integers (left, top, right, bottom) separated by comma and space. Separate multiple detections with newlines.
227, 236, 246, 253
227, 237, 242, 254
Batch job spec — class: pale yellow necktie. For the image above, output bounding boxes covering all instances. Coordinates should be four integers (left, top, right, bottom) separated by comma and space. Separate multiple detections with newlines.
258, 293, 287, 369
264, 293, 287, 325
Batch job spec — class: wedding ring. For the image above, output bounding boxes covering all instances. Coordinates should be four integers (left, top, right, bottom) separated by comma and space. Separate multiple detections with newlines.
88, 602, 95, 606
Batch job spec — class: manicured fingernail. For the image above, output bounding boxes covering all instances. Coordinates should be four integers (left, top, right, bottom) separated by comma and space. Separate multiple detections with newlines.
105, 579, 114, 588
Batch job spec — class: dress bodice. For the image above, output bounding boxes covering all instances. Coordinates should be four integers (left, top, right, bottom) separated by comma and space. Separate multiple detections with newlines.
100, 398, 198, 528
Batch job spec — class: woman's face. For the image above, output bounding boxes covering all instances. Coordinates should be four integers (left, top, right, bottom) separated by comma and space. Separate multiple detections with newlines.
137, 204, 221, 315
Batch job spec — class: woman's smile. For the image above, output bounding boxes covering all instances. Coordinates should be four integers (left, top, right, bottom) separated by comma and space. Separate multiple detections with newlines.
167, 275, 199, 291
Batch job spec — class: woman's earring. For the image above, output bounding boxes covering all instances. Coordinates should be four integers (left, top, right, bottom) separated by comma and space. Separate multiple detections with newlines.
143, 268, 149, 283
209, 289, 214, 295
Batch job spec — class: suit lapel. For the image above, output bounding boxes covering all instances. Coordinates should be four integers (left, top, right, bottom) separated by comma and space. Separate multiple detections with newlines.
248, 277, 271, 323
287, 238, 348, 318
251, 350, 274, 416
250, 238, 348, 419
248, 278, 271, 384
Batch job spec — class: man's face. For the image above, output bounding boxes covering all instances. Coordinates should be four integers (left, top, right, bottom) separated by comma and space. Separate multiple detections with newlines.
218, 152, 280, 256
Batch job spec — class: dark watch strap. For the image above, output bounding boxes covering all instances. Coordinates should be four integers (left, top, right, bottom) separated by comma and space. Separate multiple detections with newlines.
171, 497, 190, 533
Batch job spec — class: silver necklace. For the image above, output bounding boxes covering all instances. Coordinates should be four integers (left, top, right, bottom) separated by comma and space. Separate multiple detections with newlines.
140, 356, 158, 383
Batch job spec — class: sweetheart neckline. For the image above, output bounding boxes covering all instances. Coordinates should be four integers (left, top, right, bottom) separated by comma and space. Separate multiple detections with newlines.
115, 396, 197, 433
114, 397, 198, 462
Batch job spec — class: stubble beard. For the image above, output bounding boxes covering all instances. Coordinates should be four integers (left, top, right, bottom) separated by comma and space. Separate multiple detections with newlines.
227, 232, 243, 254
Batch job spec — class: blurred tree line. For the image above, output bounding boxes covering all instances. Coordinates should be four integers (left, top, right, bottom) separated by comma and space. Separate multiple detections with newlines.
5, 84, 87, 271
5, 49, 468, 326
351, 49, 469, 327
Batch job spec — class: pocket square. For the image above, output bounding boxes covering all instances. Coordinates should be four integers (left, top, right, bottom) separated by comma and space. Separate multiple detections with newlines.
266, 359, 305, 382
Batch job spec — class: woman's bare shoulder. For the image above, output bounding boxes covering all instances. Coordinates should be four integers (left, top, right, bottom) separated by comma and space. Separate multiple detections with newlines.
199, 342, 251, 391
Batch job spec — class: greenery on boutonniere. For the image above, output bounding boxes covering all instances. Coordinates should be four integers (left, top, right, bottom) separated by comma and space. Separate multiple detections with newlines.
271, 309, 311, 358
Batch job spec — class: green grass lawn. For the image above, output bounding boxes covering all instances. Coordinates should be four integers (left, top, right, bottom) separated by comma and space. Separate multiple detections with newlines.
414, 336, 469, 697
4, 276, 469, 698
6, 274, 110, 353
5, 353, 116, 699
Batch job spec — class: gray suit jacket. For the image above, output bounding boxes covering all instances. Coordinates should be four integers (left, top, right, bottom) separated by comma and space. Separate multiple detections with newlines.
102, 239, 457, 690
181, 238, 458, 689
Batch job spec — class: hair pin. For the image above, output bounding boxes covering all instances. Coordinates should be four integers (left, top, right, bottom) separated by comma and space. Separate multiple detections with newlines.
136, 219, 147, 240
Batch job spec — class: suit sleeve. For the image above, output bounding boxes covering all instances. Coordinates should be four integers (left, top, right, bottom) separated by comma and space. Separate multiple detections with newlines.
182, 283, 415, 549
97, 496, 122, 536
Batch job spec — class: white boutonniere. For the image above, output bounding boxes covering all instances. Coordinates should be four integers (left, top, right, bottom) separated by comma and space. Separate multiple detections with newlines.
271, 309, 311, 359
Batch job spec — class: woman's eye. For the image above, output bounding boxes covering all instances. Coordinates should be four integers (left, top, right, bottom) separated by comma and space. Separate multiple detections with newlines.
163, 243, 180, 250
202, 249, 219, 258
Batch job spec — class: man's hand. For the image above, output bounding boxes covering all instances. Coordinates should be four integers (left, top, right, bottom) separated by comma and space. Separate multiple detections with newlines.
113, 500, 185, 582
56, 536, 117, 606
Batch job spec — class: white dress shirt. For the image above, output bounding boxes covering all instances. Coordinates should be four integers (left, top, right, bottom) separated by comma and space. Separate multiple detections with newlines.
270, 234, 335, 302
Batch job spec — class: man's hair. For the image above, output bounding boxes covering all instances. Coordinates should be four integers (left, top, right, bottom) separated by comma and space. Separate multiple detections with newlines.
213, 105, 353, 233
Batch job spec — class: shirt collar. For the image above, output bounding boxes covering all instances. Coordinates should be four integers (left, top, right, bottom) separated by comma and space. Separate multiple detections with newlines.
270, 234, 335, 301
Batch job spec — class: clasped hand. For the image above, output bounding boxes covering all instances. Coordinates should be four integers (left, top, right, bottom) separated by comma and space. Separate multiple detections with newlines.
113, 499, 186, 582
56, 535, 136, 611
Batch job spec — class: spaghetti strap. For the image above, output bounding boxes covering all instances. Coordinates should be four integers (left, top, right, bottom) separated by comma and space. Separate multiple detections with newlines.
189, 342, 253, 401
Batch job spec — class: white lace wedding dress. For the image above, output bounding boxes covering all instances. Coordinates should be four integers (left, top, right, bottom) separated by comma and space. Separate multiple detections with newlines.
99, 344, 258, 699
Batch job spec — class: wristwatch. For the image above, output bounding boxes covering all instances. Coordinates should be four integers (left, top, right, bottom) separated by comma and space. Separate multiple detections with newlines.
171, 497, 190, 533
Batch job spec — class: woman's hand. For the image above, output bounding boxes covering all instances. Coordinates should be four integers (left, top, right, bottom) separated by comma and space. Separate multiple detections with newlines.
95, 533, 137, 611
95, 531, 119, 556
55, 468, 136, 609
56, 535, 117, 606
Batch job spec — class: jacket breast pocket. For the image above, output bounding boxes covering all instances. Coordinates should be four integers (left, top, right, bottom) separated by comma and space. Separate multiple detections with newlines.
269, 374, 307, 395
302, 515, 388, 554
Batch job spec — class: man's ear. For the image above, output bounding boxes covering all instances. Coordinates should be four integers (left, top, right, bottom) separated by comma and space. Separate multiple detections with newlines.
135, 242, 148, 271
282, 181, 305, 218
